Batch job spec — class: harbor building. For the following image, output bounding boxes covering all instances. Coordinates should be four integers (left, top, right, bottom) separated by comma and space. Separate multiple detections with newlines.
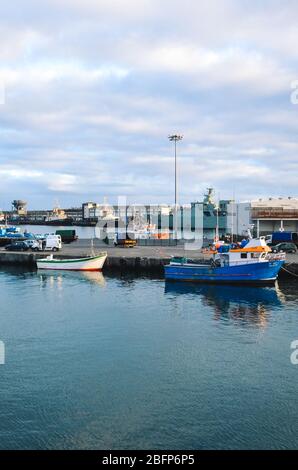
227, 201, 251, 238
63, 207, 83, 222
82, 202, 102, 220
6, 193, 298, 239
82, 191, 252, 241
251, 197, 298, 236
82, 201, 173, 227
8, 204, 82, 224
190, 193, 298, 240
82, 201, 117, 222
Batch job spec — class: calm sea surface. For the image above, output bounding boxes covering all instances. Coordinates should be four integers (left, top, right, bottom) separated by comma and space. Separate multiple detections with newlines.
0, 268, 298, 449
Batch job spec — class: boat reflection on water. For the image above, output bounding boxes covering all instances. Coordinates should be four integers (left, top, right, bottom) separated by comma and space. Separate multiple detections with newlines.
164, 281, 284, 328
38, 270, 106, 289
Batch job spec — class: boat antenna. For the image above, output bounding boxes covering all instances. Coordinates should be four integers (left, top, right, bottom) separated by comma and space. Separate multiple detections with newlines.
90, 238, 95, 257
247, 225, 253, 240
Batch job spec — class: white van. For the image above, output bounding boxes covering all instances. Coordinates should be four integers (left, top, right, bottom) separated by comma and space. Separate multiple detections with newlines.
44, 234, 62, 251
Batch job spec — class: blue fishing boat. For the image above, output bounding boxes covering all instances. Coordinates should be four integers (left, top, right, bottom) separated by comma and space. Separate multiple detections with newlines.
164, 237, 285, 284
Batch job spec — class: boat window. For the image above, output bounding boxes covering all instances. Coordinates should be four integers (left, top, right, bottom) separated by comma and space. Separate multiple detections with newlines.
241, 253, 247, 259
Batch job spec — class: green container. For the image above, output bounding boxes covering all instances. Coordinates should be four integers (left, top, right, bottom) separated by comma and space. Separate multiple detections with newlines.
55, 230, 77, 243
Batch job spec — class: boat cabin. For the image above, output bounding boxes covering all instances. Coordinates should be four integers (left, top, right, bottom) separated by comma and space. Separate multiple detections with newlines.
214, 237, 272, 267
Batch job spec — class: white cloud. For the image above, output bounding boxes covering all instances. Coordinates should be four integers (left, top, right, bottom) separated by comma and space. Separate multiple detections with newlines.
0, 0, 297, 208
47, 173, 78, 192
0, 62, 129, 88
0, 167, 43, 179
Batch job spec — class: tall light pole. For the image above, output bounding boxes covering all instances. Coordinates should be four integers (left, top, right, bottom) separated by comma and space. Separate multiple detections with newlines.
168, 134, 183, 243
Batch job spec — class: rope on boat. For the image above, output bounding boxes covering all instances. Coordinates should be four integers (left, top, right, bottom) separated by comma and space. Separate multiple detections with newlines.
281, 263, 298, 278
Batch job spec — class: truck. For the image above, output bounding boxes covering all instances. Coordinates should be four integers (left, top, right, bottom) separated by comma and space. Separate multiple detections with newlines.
55, 229, 78, 244
113, 231, 137, 248
265, 231, 298, 247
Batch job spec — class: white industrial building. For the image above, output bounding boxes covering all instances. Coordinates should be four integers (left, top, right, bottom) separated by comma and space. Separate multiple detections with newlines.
251, 197, 298, 236
226, 202, 251, 237
226, 198, 298, 238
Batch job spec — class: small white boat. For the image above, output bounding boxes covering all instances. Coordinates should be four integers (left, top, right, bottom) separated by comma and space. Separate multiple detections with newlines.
36, 252, 107, 271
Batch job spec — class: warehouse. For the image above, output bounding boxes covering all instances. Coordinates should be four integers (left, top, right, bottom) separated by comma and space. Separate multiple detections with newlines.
251, 197, 298, 236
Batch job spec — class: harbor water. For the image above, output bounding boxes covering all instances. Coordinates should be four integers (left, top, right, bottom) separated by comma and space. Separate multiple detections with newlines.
0, 268, 298, 449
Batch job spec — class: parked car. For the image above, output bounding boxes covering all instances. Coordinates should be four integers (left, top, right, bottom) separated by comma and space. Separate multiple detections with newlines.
4, 241, 30, 251
266, 231, 298, 246
25, 239, 42, 251
271, 242, 297, 253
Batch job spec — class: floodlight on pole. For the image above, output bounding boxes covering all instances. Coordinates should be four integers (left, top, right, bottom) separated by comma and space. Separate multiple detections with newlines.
168, 134, 183, 243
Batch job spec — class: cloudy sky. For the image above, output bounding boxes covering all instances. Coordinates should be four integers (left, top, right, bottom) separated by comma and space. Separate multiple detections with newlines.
0, 0, 298, 209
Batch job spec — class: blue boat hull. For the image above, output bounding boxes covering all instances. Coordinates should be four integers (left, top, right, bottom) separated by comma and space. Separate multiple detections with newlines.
164, 260, 285, 284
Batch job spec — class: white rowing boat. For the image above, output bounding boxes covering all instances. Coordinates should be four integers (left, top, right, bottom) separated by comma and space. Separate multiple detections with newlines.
36, 252, 107, 271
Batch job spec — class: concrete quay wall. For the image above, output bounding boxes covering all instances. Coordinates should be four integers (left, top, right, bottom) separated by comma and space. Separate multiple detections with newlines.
0, 249, 298, 278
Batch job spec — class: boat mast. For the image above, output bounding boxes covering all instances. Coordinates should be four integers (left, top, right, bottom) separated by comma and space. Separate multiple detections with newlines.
231, 194, 234, 243
215, 192, 219, 241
